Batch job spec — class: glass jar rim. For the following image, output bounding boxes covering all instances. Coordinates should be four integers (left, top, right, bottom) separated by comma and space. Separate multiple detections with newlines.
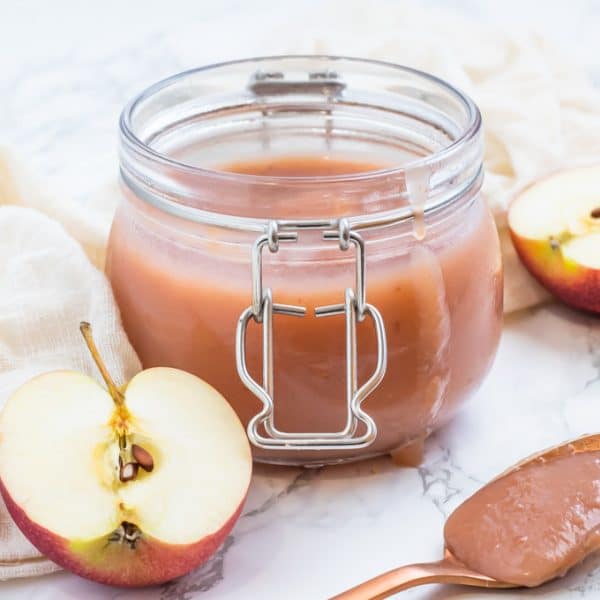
119, 55, 482, 232
121, 54, 480, 183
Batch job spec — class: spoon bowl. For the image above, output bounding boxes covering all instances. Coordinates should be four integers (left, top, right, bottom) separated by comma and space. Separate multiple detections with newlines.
332, 433, 600, 599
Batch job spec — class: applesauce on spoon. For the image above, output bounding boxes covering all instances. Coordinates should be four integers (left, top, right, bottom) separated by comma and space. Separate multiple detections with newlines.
445, 445, 600, 587
334, 434, 600, 598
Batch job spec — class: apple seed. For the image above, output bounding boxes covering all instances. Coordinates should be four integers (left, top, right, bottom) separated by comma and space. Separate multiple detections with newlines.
132, 444, 154, 472
591, 207, 600, 219
119, 461, 139, 482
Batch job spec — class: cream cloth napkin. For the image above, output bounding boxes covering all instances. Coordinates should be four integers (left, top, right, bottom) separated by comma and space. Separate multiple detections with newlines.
0, 199, 140, 578
2, 2, 600, 581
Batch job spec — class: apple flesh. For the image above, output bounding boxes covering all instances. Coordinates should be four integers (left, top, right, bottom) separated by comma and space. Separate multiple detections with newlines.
508, 165, 600, 313
0, 326, 252, 587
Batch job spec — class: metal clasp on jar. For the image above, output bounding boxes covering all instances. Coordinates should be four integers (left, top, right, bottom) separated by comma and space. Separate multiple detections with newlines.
235, 218, 387, 451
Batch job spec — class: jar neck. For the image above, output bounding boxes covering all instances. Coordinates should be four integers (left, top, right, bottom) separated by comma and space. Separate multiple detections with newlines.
119, 55, 482, 233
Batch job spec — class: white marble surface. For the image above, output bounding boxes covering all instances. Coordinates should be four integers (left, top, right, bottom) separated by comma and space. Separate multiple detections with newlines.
1, 1, 600, 598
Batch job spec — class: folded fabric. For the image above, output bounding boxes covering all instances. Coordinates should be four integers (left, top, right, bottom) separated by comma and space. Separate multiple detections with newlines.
0, 205, 141, 579
0, 149, 115, 270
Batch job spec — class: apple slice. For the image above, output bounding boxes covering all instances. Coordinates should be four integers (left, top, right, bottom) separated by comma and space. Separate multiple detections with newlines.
0, 323, 251, 587
508, 165, 600, 313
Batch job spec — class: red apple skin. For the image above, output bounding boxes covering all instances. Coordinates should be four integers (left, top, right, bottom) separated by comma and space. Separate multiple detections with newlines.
0, 478, 247, 587
509, 233, 600, 314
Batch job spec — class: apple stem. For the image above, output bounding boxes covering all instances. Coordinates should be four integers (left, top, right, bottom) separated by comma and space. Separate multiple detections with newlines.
79, 322, 125, 407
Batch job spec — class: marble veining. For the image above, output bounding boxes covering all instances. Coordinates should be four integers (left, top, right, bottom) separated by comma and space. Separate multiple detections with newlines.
161, 538, 235, 600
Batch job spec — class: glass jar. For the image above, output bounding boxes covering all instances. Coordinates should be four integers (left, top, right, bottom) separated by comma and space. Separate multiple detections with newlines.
109, 56, 502, 466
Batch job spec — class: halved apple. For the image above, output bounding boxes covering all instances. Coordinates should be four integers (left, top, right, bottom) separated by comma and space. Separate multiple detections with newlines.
0, 323, 252, 587
508, 165, 600, 313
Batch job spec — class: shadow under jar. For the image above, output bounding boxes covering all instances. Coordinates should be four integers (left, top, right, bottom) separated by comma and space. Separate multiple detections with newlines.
108, 56, 503, 466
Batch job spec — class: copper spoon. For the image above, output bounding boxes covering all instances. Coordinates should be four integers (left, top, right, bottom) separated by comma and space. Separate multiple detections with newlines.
331, 433, 600, 599
330, 550, 516, 599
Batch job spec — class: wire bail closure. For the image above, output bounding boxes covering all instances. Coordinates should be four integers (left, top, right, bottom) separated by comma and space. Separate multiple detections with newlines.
235, 218, 387, 451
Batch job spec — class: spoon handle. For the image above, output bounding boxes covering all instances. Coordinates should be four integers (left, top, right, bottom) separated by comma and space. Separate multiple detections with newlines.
330, 558, 513, 599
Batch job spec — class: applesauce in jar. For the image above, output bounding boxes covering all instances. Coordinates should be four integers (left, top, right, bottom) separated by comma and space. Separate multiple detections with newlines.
108, 56, 502, 465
